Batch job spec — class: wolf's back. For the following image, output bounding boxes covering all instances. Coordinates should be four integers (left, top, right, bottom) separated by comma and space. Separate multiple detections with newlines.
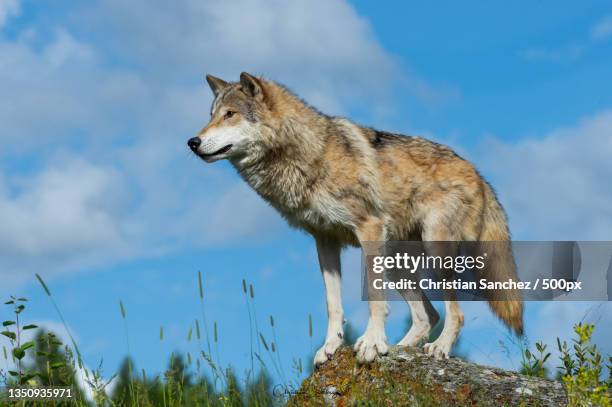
478, 183, 524, 336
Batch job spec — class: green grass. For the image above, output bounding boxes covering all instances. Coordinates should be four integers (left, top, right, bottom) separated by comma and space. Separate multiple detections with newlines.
0, 273, 301, 406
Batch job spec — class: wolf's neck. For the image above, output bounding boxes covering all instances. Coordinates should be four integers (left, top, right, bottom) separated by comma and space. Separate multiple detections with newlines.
231, 116, 328, 211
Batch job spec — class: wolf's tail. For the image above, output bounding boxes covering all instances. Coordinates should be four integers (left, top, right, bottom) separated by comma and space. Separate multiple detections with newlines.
477, 183, 524, 336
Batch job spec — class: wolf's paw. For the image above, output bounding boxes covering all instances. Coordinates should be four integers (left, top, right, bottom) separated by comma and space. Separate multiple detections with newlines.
313, 335, 343, 367
354, 330, 388, 363
397, 325, 430, 347
423, 338, 452, 359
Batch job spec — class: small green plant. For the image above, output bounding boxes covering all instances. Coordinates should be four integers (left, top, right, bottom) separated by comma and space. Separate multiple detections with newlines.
557, 323, 611, 407
0, 296, 90, 406
1, 296, 39, 385
520, 340, 551, 378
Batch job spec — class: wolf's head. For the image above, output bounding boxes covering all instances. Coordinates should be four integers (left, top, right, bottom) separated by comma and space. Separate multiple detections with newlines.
188, 72, 272, 163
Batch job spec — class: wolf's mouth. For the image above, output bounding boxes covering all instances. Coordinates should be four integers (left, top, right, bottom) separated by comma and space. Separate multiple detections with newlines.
202, 144, 233, 157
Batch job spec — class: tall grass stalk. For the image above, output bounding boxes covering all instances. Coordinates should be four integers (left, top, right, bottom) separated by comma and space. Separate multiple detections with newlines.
213, 322, 222, 370
159, 325, 167, 407
197, 271, 213, 360
249, 284, 263, 362
269, 315, 287, 383
308, 313, 313, 354
119, 299, 137, 405
258, 331, 283, 380
35, 273, 83, 369
242, 278, 255, 378
197, 271, 224, 395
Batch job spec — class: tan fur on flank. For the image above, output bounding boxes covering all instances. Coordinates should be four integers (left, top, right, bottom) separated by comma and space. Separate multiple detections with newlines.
191, 72, 524, 364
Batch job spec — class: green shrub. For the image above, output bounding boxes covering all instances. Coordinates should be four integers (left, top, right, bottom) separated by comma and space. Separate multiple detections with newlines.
557, 323, 610, 407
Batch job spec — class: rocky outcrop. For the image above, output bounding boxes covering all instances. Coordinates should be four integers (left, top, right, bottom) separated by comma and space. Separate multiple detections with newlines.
288, 346, 568, 406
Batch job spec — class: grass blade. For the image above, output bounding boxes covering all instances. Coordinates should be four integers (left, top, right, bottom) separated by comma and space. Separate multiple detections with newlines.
35, 273, 51, 296
308, 314, 313, 338
119, 300, 126, 319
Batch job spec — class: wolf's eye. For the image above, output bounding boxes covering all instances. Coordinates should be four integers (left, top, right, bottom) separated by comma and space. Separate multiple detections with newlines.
224, 111, 235, 120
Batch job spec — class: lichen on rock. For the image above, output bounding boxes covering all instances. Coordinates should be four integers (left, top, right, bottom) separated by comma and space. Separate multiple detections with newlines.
288, 346, 568, 406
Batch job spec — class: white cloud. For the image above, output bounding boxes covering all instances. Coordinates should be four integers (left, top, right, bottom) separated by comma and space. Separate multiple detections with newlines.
82, 0, 452, 113
0, 158, 132, 287
479, 109, 612, 240
0, 29, 151, 149
0, 160, 124, 256
0, 0, 20, 28
591, 16, 612, 41
43, 29, 96, 68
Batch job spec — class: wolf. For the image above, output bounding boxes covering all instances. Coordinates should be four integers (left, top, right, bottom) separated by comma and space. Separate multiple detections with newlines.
187, 72, 523, 365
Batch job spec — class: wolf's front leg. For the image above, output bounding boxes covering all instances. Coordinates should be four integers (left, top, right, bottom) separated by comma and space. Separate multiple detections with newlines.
313, 237, 344, 367
354, 217, 389, 363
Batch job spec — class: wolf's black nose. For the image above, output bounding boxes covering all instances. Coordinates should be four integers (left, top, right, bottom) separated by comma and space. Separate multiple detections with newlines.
187, 137, 201, 151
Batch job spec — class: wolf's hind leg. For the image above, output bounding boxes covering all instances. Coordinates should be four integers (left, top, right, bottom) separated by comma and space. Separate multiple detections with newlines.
423, 297, 463, 359
313, 237, 344, 367
421, 230, 464, 359
386, 241, 439, 346
397, 290, 439, 347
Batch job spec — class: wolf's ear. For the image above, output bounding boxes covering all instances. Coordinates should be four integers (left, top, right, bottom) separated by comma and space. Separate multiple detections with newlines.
240, 72, 264, 100
206, 74, 229, 97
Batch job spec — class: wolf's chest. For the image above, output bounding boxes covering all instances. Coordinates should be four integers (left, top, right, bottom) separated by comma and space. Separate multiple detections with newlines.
284, 192, 355, 233
241, 162, 356, 233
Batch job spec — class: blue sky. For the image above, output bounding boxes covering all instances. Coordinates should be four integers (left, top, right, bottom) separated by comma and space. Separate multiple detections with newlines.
1, 0, 612, 393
